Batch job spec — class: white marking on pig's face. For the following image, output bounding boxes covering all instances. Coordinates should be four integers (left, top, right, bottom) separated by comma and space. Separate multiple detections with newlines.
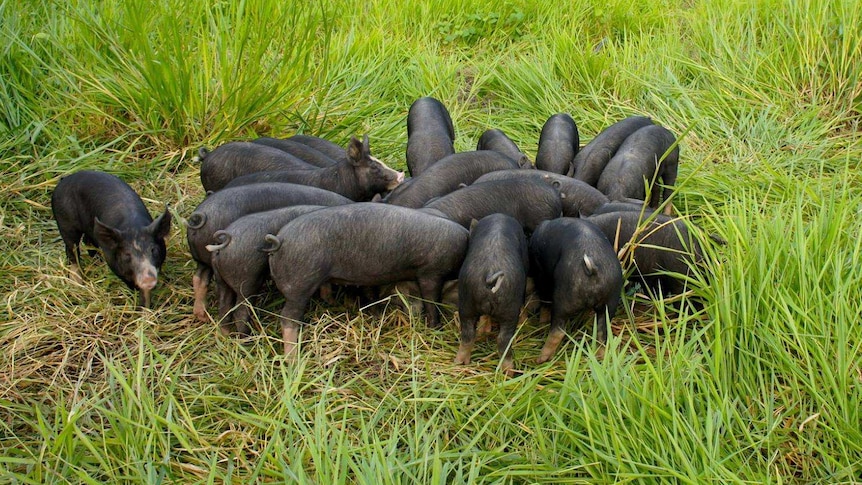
367, 155, 405, 190
130, 241, 159, 291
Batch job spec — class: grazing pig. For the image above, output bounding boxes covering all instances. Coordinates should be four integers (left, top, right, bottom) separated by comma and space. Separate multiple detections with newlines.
252, 137, 338, 167
570, 116, 654, 184
206, 205, 324, 336
590, 198, 656, 216
529, 218, 623, 362
476, 129, 532, 168
425, 178, 562, 231
199, 142, 317, 192
596, 124, 679, 211
536, 113, 579, 175
186, 183, 351, 321
222, 136, 404, 201
265, 203, 469, 357
51, 170, 172, 308
407, 96, 456, 177
474, 169, 609, 217
384, 151, 520, 208
586, 211, 704, 295
286, 134, 349, 162
455, 214, 529, 376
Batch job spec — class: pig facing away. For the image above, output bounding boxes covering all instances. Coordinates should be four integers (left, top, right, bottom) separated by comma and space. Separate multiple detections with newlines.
186, 183, 352, 322
51, 170, 172, 308
570, 115, 654, 183
596, 124, 679, 212
265, 203, 469, 358
206, 205, 325, 336
455, 214, 530, 376
529, 217, 623, 363
407, 96, 456, 177
535, 113, 579, 175
476, 128, 532, 169
223, 135, 404, 201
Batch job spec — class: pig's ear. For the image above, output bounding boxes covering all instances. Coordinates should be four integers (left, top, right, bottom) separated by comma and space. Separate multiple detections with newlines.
94, 217, 122, 250
149, 206, 172, 240
347, 136, 364, 166
348, 135, 372, 166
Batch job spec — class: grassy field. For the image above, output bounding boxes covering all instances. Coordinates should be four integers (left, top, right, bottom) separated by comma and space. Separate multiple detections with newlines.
2, 0, 861, 482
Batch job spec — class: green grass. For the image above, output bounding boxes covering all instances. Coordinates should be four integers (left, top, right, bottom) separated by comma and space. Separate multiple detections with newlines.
2, 0, 862, 482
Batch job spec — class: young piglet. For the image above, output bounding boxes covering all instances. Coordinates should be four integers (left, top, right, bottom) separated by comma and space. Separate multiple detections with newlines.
455, 214, 529, 376
223, 135, 404, 201
206, 205, 325, 336
570, 116, 654, 183
477, 128, 532, 168
587, 211, 704, 295
186, 183, 351, 322
383, 150, 520, 208
424, 178, 562, 231
407, 96, 456, 177
51, 170, 171, 308
529, 218, 623, 362
596, 124, 679, 213
252, 137, 338, 167
536, 113, 579, 175
265, 203, 469, 358
198, 142, 317, 192
474, 169, 609, 217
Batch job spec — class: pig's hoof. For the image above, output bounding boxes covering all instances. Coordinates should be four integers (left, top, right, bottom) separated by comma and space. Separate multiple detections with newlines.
453, 353, 471, 366
501, 360, 515, 377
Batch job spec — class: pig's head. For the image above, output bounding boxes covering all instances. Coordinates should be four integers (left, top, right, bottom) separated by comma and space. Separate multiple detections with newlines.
348, 135, 405, 200
94, 207, 172, 308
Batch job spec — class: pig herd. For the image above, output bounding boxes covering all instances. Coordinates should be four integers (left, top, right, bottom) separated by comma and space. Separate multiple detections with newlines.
52, 96, 706, 375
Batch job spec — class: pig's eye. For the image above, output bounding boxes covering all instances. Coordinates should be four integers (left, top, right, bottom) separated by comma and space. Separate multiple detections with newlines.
121, 252, 132, 263
150, 246, 159, 256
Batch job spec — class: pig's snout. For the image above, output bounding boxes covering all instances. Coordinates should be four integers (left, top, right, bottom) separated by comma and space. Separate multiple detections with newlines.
387, 171, 406, 190
135, 264, 159, 291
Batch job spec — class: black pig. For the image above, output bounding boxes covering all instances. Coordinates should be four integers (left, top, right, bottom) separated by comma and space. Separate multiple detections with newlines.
476, 128, 532, 168
51, 170, 171, 308
474, 169, 609, 217
383, 151, 520, 208
570, 116, 654, 184
424, 178, 562, 231
199, 142, 317, 192
252, 137, 338, 167
455, 214, 529, 376
536, 113, 579, 175
596, 124, 678, 212
206, 205, 324, 336
186, 183, 351, 321
265, 203, 469, 357
407, 96, 456, 177
286, 134, 349, 162
586, 211, 704, 295
529, 217, 623, 362
223, 136, 404, 201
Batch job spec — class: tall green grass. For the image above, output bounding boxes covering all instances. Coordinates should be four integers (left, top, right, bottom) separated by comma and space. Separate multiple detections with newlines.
2, 0, 861, 482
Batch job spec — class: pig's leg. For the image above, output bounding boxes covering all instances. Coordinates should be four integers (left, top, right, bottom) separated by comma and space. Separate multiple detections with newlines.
496, 310, 520, 376
215, 278, 237, 336
192, 263, 212, 322
417, 276, 444, 328
661, 165, 678, 216
454, 311, 479, 365
59, 230, 84, 283
537, 310, 568, 364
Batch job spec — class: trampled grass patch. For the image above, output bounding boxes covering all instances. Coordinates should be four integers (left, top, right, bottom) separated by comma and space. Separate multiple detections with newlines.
2, 0, 861, 482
